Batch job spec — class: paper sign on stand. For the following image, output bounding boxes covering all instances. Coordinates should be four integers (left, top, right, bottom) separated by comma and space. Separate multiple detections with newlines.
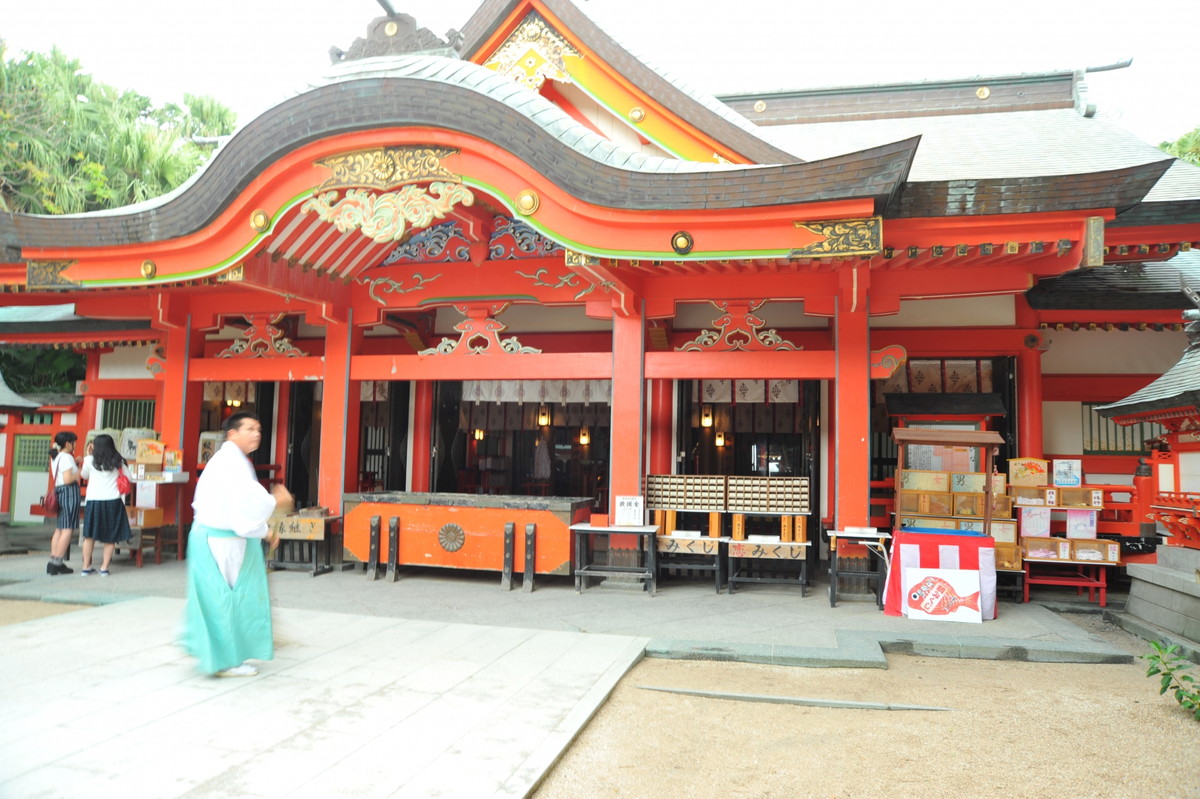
614, 495, 645, 526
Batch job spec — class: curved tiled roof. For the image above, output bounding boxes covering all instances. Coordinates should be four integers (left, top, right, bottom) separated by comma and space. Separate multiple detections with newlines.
0, 56, 918, 251
1027, 251, 1200, 311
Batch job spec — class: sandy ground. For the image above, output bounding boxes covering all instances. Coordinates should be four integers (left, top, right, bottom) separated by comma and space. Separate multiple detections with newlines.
2, 600, 1196, 799
531, 613, 1199, 799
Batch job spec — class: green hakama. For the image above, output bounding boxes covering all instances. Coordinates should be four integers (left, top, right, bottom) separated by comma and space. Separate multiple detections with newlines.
182, 523, 274, 674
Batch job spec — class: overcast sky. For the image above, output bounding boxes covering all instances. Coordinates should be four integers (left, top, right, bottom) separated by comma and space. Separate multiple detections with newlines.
3, 0, 1195, 145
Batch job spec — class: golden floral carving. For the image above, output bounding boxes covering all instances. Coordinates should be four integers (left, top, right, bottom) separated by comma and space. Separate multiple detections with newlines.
301, 183, 475, 244
790, 217, 882, 258
25, 260, 80, 290
314, 147, 460, 192
483, 12, 580, 90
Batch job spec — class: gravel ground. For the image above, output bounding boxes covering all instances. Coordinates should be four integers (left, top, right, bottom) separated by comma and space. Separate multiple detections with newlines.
531, 613, 1199, 799
3, 601, 1196, 799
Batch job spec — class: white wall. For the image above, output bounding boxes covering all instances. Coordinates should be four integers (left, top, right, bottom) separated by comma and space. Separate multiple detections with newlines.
1042, 329, 1186, 374
98, 345, 157, 379
872, 296, 1015, 327
1043, 401, 1082, 454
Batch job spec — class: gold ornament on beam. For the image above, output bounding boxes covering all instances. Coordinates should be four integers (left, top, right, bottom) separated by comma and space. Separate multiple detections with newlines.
515, 189, 540, 215
302, 183, 475, 244
790, 217, 882, 258
483, 11, 580, 90
314, 147, 460, 192
249, 209, 270, 232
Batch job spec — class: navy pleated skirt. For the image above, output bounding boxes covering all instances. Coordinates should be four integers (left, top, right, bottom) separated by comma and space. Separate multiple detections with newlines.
81, 498, 132, 544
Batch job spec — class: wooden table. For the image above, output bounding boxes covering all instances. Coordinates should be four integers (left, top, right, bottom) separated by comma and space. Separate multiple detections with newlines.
656, 533, 727, 593
828, 528, 891, 608
570, 523, 659, 596
1022, 557, 1116, 607
727, 539, 812, 596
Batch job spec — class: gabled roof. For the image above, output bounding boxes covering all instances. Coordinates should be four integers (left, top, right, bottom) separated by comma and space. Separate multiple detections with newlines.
0, 371, 39, 410
1095, 318, 1200, 421
456, 0, 799, 165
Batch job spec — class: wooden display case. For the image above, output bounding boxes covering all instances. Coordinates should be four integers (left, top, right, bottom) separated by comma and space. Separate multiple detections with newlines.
950, 471, 1006, 495
1057, 487, 1104, 508
1070, 539, 1120, 563
892, 428, 1005, 538
898, 490, 954, 517
897, 469, 951, 492
1011, 486, 1058, 506
994, 542, 1022, 571
1022, 536, 1071, 561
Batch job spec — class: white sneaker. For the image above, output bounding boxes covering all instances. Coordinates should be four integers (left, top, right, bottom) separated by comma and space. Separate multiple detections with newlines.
214, 664, 258, 677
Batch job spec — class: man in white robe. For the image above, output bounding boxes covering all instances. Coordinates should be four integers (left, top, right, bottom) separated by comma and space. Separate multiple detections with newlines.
183, 412, 293, 677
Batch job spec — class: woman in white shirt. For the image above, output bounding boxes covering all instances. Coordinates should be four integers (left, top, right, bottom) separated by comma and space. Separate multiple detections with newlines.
47, 431, 80, 575
79, 434, 134, 576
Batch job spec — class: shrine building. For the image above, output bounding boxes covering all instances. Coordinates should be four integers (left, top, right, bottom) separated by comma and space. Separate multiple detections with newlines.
1, 0, 1198, 577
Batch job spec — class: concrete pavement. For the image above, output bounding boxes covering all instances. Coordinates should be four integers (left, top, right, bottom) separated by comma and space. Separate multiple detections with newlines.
0, 523, 1136, 798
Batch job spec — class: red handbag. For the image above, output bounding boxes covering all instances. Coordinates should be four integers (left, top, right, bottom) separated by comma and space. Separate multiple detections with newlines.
116, 468, 132, 496
30, 459, 59, 517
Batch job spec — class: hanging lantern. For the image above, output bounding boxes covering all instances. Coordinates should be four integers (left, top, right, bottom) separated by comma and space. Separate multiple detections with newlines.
715, 431, 726, 447
537, 405, 551, 426
700, 404, 714, 428
474, 428, 485, 441
579, 426, 590, 446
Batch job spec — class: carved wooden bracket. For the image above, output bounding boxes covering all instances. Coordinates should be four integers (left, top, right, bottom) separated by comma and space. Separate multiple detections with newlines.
418, 303, 542, 355
215, 314, 307, 358
870, 344, 908, 379
676, 301, 802, 352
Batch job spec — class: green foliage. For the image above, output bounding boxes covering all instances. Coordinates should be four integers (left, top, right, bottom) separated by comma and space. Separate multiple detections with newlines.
0, 348, 85, 394
1141, 640, 1200, 721
0, 39, 238, 214
1160, 126, 1200, 167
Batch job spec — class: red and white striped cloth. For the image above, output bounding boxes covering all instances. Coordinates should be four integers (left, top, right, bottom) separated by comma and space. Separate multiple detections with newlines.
883, 529, 996, 619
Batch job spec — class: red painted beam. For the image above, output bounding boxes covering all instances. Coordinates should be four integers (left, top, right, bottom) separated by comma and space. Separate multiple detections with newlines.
350, 352, 612, 381
645, 350, 837, 379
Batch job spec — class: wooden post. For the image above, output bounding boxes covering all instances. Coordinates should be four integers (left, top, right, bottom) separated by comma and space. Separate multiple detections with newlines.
386, 516, 399, 582
367, 515, 380, 580
501, 521, 515, 590
523, 522, 536, 593
708, 512, 722, 538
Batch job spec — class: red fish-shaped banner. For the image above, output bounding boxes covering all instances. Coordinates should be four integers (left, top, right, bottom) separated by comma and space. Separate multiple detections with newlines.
907, 575, 980, 616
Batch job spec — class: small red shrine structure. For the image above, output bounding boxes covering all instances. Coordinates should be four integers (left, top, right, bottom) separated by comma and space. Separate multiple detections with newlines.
0, 0, 1198, 572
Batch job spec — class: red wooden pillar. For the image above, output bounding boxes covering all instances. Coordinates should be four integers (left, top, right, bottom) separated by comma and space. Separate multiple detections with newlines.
1017, 349, 1044, 458
274, 382, 291, 484
410, 381, 434, 492
317, 314, 360, 512
1014, 299, 1045, 458
648, 379, 673, 475
80, 351, 102, 432
609, 303, 646, 515
157, 321, 205, 531
833, 265, 871, 530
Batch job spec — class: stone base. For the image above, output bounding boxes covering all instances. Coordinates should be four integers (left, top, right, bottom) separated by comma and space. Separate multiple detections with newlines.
1118, 545, 1200, 662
